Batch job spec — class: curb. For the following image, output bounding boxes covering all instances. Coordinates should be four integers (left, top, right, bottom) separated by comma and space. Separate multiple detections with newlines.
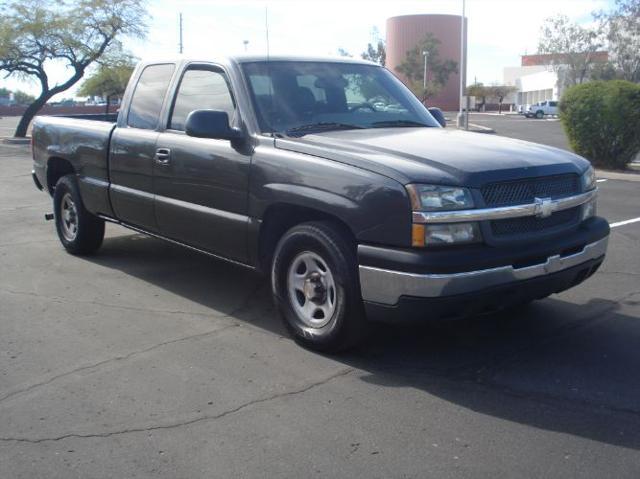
596, 168, 640, 182
1, 137, 31, 145
463, 123, 495, 134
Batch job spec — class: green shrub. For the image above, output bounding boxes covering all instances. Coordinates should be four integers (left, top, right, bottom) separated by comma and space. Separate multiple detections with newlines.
560, 80, 640, 169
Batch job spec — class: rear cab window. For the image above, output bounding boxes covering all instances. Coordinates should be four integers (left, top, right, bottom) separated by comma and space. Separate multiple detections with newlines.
127, 63, 176, 130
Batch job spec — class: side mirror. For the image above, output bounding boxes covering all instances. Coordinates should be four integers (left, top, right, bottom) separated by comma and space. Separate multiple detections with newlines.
428, 107, 447, 128
185, 109, 243, 140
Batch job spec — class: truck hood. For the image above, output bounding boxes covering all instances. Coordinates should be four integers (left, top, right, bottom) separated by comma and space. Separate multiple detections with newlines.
274, 127, 589, 187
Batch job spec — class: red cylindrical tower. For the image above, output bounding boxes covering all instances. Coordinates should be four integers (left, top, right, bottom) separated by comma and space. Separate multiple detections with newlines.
386, 14, 467, 111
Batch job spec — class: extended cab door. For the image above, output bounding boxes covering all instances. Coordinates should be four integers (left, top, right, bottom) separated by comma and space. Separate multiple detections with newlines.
153, 64, 251, 262
109, 63, 176, 231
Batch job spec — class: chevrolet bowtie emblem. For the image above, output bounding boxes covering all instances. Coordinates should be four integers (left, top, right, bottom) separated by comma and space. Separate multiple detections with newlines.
534, 197, 555, 218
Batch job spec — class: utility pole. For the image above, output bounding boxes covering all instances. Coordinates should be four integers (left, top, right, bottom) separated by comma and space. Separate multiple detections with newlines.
456, 0, 467, 130
422, 51, 429, 90
179, 12, 183, 54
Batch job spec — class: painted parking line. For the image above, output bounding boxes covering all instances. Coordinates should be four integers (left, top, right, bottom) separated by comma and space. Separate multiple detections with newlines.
610, 217, 640, 228
596, 179, 608, 183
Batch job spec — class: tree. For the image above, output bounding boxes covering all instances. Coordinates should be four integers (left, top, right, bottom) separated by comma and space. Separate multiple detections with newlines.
337, 48, 352, 58
537, 15, 604, 86
597, 0, 640, 82
13, 90, 35, 105
488, 85, 518, 113
78, 54, 136, 113
395, 33, 458, 102
0, 0, 147, 137
466, 82, 488, 111
361, 27, 386, 66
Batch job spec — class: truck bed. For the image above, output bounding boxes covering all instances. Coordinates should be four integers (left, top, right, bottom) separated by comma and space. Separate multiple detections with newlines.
32, 114, 117, 217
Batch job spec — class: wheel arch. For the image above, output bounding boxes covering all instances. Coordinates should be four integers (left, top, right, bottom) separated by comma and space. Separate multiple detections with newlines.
256, 202, 356, 273
46, 156, 76, 195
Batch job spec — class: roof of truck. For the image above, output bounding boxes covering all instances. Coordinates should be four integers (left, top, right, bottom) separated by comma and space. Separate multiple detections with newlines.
137, 54, 378, 67
229, 54, 376, 64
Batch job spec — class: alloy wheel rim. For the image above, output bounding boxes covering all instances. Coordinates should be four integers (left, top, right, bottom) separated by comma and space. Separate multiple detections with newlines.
60, 193, 79, 241
287, 251, 337, 328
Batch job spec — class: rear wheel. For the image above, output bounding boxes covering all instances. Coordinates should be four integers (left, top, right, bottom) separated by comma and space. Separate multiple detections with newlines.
271, 221, 366, 352
53, 174, 105, 255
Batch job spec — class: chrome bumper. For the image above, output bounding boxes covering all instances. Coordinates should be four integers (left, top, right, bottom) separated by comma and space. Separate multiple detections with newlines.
359, 237, 608, 305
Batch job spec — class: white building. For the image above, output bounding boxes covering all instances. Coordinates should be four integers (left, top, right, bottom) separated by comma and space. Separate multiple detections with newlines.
503, 52, 609, 111
503, 65, 560, 109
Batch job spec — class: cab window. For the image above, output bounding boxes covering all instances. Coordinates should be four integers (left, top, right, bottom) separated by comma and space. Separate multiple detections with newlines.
127, 64, 175, 130
169, 67, 236, 131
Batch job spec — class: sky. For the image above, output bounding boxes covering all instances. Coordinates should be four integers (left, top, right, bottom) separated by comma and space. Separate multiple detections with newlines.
1, 0, 612, 100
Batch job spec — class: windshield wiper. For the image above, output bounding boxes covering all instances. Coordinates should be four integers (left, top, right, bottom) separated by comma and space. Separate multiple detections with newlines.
285, 122, 365, 137
371, 120, 431, 128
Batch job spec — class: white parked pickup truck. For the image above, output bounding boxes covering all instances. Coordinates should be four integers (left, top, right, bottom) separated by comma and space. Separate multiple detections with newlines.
525, 100, 559, 119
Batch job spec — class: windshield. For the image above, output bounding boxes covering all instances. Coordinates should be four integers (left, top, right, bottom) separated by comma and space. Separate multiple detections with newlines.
241, 61, 440, 136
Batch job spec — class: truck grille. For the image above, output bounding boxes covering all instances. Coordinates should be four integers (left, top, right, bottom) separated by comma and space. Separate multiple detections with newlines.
481, 174, 580, 207
482, 174, 581, 237
491, 207, 580, 236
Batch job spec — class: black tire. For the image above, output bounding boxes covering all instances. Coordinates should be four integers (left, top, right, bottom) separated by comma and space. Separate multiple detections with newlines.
271, 221, 367, 352
53, 174, 105, 255
535, 110, 544, 119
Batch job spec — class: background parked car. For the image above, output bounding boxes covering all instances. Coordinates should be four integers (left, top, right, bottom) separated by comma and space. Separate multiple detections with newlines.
525, 100, 559, 119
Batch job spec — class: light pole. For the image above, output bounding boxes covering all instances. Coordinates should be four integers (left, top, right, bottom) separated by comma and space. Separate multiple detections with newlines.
178, 12, 183, 54
422, 50, 429, 91
456, 0, 467, 129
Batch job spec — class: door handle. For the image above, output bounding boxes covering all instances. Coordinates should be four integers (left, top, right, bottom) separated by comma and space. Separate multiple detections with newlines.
155, 148, 171, 164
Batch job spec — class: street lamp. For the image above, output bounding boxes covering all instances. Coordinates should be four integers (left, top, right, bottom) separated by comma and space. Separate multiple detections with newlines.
422, 50, 429, 91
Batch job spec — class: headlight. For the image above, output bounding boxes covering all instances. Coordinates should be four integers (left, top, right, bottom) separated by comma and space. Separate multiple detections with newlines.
581, 198, 597, 221
581, 166, 596, 191
411, 223, 482, 247
424, 222, 482, 245
407, 184, 481, 247
406, 184, 474, 211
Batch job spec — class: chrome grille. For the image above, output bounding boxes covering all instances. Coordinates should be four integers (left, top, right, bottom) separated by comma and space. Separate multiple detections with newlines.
482, 174, 580, 207
491, 207, 580, 237
482, 174, 582, 237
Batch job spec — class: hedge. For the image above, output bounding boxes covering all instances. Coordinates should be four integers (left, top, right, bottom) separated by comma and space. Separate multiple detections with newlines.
560, 80, 640, 169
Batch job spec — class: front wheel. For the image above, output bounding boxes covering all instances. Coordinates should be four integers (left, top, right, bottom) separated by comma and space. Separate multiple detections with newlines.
535, 110, 544, 119
271, 221, 367, 352
53, 174, 105, 255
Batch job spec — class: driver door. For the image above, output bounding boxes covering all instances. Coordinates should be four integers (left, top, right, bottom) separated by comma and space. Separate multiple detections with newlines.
153, 64, 251, 263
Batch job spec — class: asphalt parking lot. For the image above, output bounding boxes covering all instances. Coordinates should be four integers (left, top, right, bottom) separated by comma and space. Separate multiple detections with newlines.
1, 118, 640, 477
466, 112, 570, 151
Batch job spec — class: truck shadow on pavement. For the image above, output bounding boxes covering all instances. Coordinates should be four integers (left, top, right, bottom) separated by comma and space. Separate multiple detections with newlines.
87, 233, 640, 450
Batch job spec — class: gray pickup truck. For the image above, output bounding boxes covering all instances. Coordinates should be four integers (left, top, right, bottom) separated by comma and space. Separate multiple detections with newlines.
32, 55, 609, 351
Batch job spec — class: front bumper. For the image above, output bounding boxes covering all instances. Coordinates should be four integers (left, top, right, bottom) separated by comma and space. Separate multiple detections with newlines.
358, 216, 610, 320
360, 236, 607, 305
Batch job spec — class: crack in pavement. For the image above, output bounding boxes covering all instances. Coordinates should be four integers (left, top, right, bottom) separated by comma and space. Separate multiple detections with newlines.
0, 203, 50, 212
0, 287, 250, 318
0, 239, 57, 248
0, 282, 267, 406
0, 323, 239, 406
0, 368, 354, 444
